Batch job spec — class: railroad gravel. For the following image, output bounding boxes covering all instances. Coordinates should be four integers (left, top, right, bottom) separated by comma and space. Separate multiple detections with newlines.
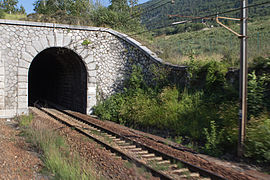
72, 112, 270, 180
30, 107, 159, 180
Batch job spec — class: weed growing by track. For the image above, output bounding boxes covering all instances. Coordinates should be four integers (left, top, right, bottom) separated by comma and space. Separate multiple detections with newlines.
17, 114, 98, 180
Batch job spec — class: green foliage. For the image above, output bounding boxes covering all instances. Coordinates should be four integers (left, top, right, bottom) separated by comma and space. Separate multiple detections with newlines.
245, 115, 270, 163
203, 121, 223, 156
94, 93, 125, 123
148, 16, 270, 65
94, 56, 270, 161
141, 0, 270, 34
248, 71, 269, 118
0, 0, 18, 14
0, 9, 4, 18
81, 39, 92, 46
22, 123, 97, 179
18, 114, 33, 127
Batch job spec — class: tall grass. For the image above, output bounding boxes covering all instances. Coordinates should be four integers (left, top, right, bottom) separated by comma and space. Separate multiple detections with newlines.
18, 115, 97, 180
3, 13, 26, 20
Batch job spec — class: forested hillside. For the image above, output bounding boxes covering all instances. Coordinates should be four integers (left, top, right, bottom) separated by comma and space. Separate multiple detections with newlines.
140, 0, 270, 32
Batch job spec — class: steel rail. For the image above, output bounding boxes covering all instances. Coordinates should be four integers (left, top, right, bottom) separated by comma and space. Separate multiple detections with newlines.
44, 102, 226, 180
34, 105, 174, 180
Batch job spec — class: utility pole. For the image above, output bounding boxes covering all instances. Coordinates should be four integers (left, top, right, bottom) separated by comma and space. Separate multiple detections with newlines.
238, 0, 248, 157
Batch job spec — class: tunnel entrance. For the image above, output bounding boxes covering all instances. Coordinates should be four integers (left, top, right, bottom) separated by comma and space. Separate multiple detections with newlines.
28, 47, 87, 113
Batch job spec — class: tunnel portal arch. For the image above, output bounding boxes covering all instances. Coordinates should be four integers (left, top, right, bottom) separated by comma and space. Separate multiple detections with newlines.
28, 47, 87, 113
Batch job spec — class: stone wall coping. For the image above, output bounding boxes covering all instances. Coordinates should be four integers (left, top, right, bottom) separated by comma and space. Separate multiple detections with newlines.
0, 19, 186, 70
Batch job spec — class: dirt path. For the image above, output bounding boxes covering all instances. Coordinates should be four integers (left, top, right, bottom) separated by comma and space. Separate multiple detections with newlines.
0, 118, 44, 180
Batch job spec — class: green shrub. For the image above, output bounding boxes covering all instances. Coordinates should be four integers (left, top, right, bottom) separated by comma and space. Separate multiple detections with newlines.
248, 71, 269, 118
0, 9, 4, 18
203, 121, 223, 156
18, 114, 33, 127
94, 93, 125, 123
245, 115, 270, 163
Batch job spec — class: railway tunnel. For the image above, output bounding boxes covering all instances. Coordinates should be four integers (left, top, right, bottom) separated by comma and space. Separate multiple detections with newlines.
28, 47, 87, 113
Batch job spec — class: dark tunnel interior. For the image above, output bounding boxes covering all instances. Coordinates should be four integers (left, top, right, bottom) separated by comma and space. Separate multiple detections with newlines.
28, 47, 87, 113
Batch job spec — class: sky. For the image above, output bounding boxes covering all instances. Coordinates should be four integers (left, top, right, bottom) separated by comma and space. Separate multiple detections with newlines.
18, 0, 149, 14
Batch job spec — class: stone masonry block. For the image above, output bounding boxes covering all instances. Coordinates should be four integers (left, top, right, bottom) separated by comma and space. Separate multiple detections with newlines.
18, 88, 27, 96
18, 82, 27, 89
0, 67, 4, 75
63, 35, 72, 47
26, 45, 38, 57
18, 67, 28, 76
18, 75, 27, 82
40, 37, 49, 50
19, 59, 30, 69
0, 82, 4, 89
85, 54, 94, 64
87, 62, 96, 70
80, 49, 89, 59
18, 95, 27, 102
18, 101, 28, 109
55, 33, 64, 47
47, 35, 55, 47
32, 40, 43, 52
21, 52, 33, 62
88, 70, 96, 77
17, 108, 29, 115
88, 86, 96, 94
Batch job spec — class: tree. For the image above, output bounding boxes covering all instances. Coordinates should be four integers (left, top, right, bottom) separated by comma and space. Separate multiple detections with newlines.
33, 0, 73, 15
0, 0, 18, 14
109, 0, 129, 12
70, 0, 93, 17
18, 5, 26, 14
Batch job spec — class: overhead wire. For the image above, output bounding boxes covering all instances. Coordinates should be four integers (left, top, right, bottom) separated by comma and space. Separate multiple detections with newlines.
128, 0, 270, 36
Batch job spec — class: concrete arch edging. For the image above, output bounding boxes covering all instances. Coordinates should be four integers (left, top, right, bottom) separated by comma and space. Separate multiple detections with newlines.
17, 34, 97, 115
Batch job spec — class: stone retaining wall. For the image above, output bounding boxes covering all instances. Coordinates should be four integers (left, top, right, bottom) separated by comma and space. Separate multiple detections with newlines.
0, 19, 186, 118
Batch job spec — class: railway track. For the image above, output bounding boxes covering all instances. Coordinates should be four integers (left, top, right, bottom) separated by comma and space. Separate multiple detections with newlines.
34, 103, 226, 180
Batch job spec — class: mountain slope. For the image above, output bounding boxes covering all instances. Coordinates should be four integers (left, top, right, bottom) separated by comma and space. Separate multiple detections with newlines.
140, 0, 270, 30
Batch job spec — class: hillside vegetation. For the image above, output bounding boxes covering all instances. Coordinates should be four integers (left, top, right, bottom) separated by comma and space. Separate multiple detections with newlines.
142, 15, 270, 65
140, 0, 270, 31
